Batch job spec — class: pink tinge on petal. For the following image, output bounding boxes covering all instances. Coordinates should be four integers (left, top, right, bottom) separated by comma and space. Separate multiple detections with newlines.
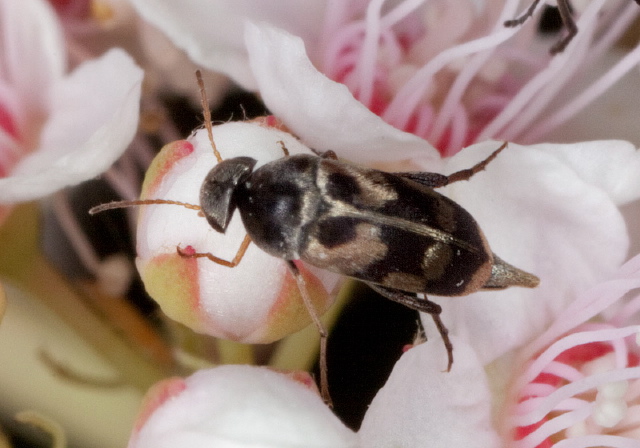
48, 0, 91, 19
281, 370, 320, 393
255, 114, 288, 131
257, 260, 333, 343
136, 250, 207, 335
0, 103, 19, 140
130, 377, 187, 437
0, 96, 22, 178
129, 366, 356, 447
139, 140, 194, 199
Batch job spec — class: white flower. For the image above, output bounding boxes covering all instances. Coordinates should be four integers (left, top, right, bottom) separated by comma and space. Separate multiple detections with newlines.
433, 139, 640, 364
129, 252, 640, 447
0, 0, 143, 204
128, 0, 640, 153
128, 366, 358, 448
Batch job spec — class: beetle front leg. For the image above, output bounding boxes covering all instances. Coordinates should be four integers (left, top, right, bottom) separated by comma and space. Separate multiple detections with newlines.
396, 141, 507, 188
176, 234, 252, 267
367, 283, 453, 372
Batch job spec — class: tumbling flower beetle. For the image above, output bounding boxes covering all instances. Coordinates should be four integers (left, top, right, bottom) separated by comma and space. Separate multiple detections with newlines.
91, 71, 539, 401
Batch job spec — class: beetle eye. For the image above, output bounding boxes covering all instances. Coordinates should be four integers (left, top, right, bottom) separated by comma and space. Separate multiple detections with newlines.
200, 157, 257, 233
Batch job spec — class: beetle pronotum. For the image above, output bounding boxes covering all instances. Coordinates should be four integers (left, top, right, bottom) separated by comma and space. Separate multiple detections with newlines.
91, 71, 539, 402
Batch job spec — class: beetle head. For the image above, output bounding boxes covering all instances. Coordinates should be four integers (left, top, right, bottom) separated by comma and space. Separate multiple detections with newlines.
200, 156, 257, 233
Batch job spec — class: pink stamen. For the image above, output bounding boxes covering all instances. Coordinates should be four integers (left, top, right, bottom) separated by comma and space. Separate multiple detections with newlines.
354, 0, 384, 107
428, 0, 522, 143
383, 26, 516, 130
412, 104, 435, 139
514, 367, 640, 427
443, 105, 468, 156
320, 0, 639, 155
589, 2, 639, 61
518, 327, 640, 392
505, 253, 640, 447
541, 361, 584, 383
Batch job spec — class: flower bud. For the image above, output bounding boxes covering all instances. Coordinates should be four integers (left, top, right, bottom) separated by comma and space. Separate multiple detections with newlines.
135, 120, 340, 342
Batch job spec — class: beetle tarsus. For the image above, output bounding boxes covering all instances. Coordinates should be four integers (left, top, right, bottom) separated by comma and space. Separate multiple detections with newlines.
504, 0, 540, 27
176, 234, 252, 268
445, 141, 508, 184
396, 141, 507, 188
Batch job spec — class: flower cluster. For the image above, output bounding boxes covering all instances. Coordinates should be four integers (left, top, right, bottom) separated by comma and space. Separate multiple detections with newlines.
0, 0, 142, 209
2, 0, 640, 447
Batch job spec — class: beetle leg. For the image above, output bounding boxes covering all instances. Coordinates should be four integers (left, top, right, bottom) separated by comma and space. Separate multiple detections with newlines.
395, 141, 507, 188
504, 0, 579, 55
504, 0, 541, 27
277, 140, 290, 157
366, 283, 453, 372
285, 260, 332, 406
549, 0, 577, 54
176, 234, 252, 268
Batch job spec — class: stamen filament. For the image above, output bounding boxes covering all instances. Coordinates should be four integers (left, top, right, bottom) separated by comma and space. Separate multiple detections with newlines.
429, 0, 521, 142
513, 368, 640, 427
383, 26, 516, 130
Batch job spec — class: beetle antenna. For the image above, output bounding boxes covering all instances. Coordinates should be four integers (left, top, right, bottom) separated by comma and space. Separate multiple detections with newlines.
89, 199, 201, 215
196, 70, 223, 163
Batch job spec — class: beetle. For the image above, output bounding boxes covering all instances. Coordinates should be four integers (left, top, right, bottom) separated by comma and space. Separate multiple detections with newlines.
196, 139, 538, 360
91, 71, 539, 402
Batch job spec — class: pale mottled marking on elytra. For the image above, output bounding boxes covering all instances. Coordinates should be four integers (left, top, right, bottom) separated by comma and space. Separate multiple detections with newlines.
382, 272, 425, 292
331, 205, 480, 255
421, 242, 452, 281
319, 159, 398, 208
304, 222, 388, 275
351, 167, 398, 207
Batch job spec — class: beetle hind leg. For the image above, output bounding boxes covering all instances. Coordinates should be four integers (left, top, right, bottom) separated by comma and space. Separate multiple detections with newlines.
397, 141, 508, 188
366, 283, 453, 372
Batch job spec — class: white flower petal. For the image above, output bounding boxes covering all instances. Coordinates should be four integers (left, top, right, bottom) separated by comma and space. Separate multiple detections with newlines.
359, 339, 500, 448
531, 140, 640, 206
245, 21, 439, 165
428, 140, 637, 363
0, 0, 65, 112
129, 0, 328, 90
130, 366, 357, 448
0, 49, 143, 203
